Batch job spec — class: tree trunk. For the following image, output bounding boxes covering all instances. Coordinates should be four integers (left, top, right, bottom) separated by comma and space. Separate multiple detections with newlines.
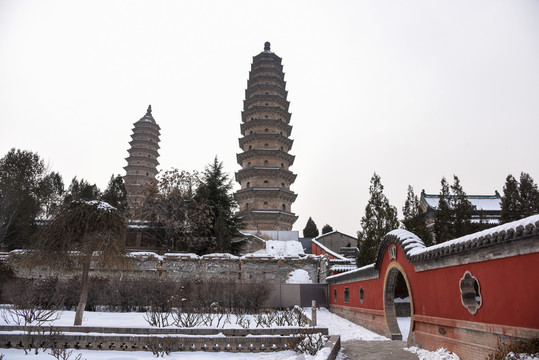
74, 258, 91, 325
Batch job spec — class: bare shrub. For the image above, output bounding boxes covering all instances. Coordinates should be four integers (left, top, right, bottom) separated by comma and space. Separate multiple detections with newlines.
171, 307, 205, 328
48, 348, 83, 360
2, 278, 64, 326
253, 307, 308, 328
147, 336, 175, 358
144, 308, 172, 328
16, 326, 63, 355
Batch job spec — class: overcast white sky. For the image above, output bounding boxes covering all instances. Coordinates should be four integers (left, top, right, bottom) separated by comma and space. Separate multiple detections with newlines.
1, 0, 538, 236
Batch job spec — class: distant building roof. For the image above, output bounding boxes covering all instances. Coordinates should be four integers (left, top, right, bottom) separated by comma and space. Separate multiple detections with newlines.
420, 190, 502, 212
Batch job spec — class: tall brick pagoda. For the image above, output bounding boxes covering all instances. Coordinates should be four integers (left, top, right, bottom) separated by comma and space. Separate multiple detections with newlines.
124, 105, 161, 210
234, 42, 298, 231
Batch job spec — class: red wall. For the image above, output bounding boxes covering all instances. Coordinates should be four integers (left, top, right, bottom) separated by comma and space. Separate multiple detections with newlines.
329, 242, 539, 329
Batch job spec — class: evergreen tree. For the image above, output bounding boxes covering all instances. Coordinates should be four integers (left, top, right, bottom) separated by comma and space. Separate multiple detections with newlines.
500, 174, 520, 223
518, 172, 539, 218
433, 177, 453, 243
196, 157, 244, 254
500, 172, 539, 223
38, 171, 64, 219
0, 149, 46, 249
63, 177, 101, 203
321, 224, 333, 234
356, 173, 399, 266
401, 185, 433, 246
450, 175, 473, 237
303, 217, 319, 238
101, 174, 128, 214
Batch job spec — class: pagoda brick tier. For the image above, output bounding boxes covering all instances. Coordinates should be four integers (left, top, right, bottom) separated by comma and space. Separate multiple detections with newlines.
124, 105, 161, 210
234, 42, 298, 231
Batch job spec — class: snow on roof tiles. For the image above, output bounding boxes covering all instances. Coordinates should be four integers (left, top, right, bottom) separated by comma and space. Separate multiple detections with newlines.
422, 193, 501, 211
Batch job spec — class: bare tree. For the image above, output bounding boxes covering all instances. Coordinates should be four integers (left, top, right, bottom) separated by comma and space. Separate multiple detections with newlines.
136, 169, 214, 253
28, 200, 128, 325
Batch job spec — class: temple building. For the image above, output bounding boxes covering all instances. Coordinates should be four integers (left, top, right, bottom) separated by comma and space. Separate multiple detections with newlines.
124, 105, 161, 210
419, 190, 502, 229
234, 42, 298, 231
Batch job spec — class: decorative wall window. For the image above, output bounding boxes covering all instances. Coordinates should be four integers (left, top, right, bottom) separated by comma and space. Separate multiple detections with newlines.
245, 203, 249, 210
265, 128, 269, 132
263, 201, 268, 208
460, 271, 482, 315
248, 145, 252, 150
264, 180, 269, 184
344, 287, 350, 303
282, 204, 286, 211
334, 289, 337, 302
360, 287, 365, 304
281, 163, 284, 168
264, 160, 269, 166
246, 182, 250, 188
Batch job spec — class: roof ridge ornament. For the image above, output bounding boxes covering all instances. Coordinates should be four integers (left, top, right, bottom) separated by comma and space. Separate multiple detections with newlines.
146, 105, 152, 116
264, 41, 271, 51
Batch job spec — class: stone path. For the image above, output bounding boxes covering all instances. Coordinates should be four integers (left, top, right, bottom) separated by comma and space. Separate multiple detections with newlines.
340, 340, 419, 360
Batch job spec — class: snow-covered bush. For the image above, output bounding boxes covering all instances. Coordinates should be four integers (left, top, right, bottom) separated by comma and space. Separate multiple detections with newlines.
487, 338, 539, 360
289, 328, 327, 355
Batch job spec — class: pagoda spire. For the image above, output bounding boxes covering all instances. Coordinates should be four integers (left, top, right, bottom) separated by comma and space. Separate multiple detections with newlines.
233, 43, 298, 231
124, 105, 161, 212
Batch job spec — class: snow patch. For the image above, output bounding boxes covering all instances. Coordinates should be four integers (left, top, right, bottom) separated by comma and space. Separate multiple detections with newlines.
246, 240, 305, 258
286, 269, 312, 284
405, 346, 461, 360
85, 200, 116, 212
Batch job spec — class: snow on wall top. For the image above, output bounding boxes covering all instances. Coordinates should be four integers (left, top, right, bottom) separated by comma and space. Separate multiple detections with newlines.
374, 229, 426, 270
328, 214, 539, 282
407, 214, 539, 262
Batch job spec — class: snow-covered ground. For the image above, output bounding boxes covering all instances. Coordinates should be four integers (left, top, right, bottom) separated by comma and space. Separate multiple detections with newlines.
0, 308, 460, 359
398, 317, 411, 340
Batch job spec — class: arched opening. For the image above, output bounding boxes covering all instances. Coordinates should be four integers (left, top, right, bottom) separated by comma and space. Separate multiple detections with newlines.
383, 263, 412, 341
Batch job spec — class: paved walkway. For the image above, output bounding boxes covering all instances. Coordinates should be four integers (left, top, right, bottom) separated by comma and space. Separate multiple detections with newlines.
340, 340, 418, 360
